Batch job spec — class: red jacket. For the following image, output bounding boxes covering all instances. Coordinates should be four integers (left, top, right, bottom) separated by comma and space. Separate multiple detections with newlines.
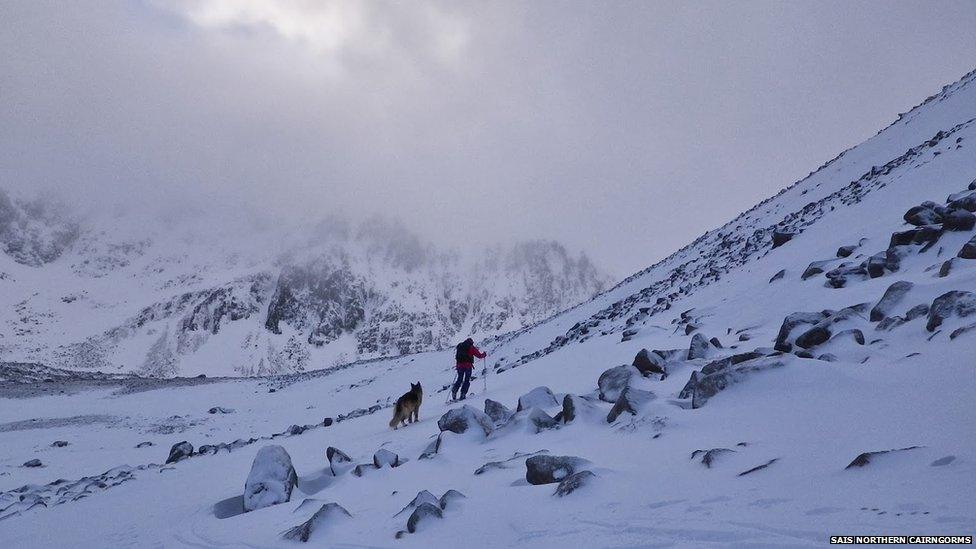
456, 345, 486, 369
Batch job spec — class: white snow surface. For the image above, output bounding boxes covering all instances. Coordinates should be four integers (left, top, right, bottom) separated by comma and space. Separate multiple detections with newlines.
1, 70, 975, 547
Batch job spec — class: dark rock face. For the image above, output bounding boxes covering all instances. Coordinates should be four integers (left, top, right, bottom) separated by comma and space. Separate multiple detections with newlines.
22, 459, 43, 468
597, 365, 639, 402
554, 470, 596, 497
166, 441, 194, 464
795, 326, 830, 349
905, 304, 930, 321
606, 387, 654, 423
281, 502, 351, 542
870, 281, 914, 322
632, 349, 667, 377
831, 329, 865, 345
771, 231, 794, 248
801, 260, 831, 280
691, 448, 735, 468
484, 399, 514, 425
516, 386, 559, 411
876, 316, 906, 332
208, 407, 234, 414
243, 445, 298, 512
525, 455, 589, 485
135, 441, 153, 448
439, 489, 466, 510
327, 446, 353, 476
926, 291, 976, 332
846, 446, 921, 469
959, 236, 976, 259
561, 394, 600, 424
437, 405, 493, 437
688, 333, 711, 360
948, 190, 976, 211
51, 440, 69, 448
738, 458, 778, 476
944, 209, 976, 231
769, 269, 786, 283
406, 502, 443, 533
837, 245, 857, 258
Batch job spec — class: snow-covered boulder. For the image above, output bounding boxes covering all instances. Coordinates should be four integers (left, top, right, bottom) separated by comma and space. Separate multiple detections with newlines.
554, 470, 596, 497
606, 387, 655, 423
526, 408, 559, 433
438, 489, 466, 510
484, 399, 514, 425
926, 291, 976, 332
682, 356, 787, 408
904, 204, 943, 226
632, 349, 667, 377
525, 455, 590, 485
516, 386, 558, 411
959, 236, 976, 259
561, 394, 601, 424
688, 333, 712, 359
846, 446, 921, 469
166, 441, 193, 464
597, 365, 638, 402
281, 503, 351, 542
395, 490, 440, 517
870, 281, 914, 321
944, 208, 976, 231
437, 405, 493, 437
691, 448, 735, 468
327, 446, 353, 476
373, 448, 400, 468
243, 445, 298, 512
406, 502, 443, 533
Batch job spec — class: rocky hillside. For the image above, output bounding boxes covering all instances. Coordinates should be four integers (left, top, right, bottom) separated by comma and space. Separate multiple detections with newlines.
0, 210, 608, 377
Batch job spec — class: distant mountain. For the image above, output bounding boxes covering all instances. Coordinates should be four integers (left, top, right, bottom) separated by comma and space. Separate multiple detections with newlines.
0, 206, 608, 377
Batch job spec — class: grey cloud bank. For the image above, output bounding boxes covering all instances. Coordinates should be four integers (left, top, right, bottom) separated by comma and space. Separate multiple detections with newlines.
2, 0, 974, 276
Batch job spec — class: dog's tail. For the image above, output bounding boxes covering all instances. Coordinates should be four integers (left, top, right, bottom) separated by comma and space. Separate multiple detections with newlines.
389, 401, 402, 429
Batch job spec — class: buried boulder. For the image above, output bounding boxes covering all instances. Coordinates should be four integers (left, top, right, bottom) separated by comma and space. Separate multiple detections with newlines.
527, 408, 560, 433
395, 490, 440, 517
406, 502, 443, 534
606, 387, 655, 423
327, 447, 354, 476
243, 445, 298, 512
554, 470, 596, 497
525, 455, 590, 485
517, 386, 559, 411
870, 281, 914, 322
166, 441, 194, 464
632, 349, 667, 377
681, 356, 786, 408
691, 448, 735, 468
373, 448, 400, 469
437, 405, 493, 437
688, 333, 713, 360
484, 399, 514, 425
597, 365, 639, 402
281, 502, 351, 543
846, 446, 922, 469
561, 394, 602, 424
926, 291, 976, 332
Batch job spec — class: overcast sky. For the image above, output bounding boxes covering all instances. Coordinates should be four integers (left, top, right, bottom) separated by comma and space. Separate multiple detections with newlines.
2, 1, 975, 277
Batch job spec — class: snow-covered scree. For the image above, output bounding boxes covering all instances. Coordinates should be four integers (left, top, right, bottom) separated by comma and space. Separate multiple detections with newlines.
1, 71, 975, 547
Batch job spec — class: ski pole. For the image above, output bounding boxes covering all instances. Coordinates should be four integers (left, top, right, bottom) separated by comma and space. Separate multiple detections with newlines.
446, 368, 458, 404
482, 357, 488, 393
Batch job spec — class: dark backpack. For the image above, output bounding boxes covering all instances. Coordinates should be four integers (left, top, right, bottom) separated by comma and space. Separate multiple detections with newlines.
455, 339, 473, 363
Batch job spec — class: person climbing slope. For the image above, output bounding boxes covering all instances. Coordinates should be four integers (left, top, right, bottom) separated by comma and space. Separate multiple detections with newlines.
451, 337, 486, 401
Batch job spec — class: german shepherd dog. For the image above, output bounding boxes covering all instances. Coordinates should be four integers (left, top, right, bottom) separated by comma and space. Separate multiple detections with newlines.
389, 382, 423, 430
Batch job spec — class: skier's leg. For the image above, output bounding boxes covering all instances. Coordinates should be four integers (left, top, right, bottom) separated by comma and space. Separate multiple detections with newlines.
460, 369, 471, 399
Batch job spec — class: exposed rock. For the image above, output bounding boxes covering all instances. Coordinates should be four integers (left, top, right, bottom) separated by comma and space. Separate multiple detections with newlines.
516, 386, 559, 411
243, 445, 298, 512
597, 365, 639, 402
606, 387, 654, 423
950, 323, 976, 340
484, 399, 514, 425
684, 357, 786, 408
327, 446, 353, 476
286, 424, 307, 436
738, 458, 778, 476
373, 448, 400, 468
769, 269, 786, 283
437, 405, 493, 437
700, 352, 764, 376
418, 434, 443, 460
905, 304, 929, 321
801, 260, 831, 280
474, 451, 548, 476
554, 470, 596, 497
948, 190, 976, 211
904, 205, 942, 226
691, 448, 735, 468
281, 503, 351, 542
322, 417, 334, 427
870, 281, 914, 322
561, 394, 600, 424
837, 245, 857, 258
795, 326, 830, 349
406, 502, 443, 533
817, 353, 838, 362
525, 455, 589, 485
395, 490, 439, 517
51, 441, 69, 448
208, 407, 234, 414
438, 489, 466, 510
959, 236, 976, 259
166, 441, 193, 464
135, 441, 153, 448
771, 230, 794, 248
926, 291, 976, 332
876, 316, 906, 331
846, 446, 921, 469
527, 408, 560, 433
688, 333, 712, 360
944, 208, 976, 231
774, 311, 829, 352
22, 459, 43, 468
632, 349, 667, 377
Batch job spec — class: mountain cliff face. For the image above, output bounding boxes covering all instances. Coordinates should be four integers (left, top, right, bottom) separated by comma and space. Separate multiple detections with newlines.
0, 210, 608, 377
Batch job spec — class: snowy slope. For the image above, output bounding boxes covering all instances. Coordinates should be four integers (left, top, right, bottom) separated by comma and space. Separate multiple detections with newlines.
0, 210, 608, 377
1, 70, 975, 547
